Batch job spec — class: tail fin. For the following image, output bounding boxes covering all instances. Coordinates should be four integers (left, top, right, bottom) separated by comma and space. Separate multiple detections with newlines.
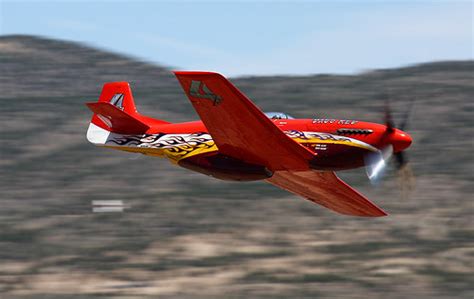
86, 82, 169, 136
97, 82, 138, 114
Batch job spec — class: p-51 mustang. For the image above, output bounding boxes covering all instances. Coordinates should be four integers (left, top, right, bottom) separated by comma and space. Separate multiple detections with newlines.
86, 71, 413, 217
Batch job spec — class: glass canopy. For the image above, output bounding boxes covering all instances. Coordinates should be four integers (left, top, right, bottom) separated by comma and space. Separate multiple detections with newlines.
264, 112, 295, 120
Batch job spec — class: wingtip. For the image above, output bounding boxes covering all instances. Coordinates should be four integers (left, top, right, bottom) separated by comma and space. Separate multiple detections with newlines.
363, 205, 389, 217
371, 210, 389, 217
173, 70, 224, 77
352, 203, 388, 217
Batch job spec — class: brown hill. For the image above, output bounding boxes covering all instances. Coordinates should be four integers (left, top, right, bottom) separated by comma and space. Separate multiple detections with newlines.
1, 35, 473, 298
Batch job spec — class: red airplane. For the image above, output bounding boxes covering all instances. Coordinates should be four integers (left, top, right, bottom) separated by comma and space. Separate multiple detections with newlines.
86, 71, 413, 217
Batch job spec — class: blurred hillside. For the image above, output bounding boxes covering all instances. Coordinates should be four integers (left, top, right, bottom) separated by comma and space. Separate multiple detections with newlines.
1, 35, 473, 298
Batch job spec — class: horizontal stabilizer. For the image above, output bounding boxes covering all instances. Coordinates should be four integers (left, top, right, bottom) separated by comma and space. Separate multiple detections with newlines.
86, 102, 150, 134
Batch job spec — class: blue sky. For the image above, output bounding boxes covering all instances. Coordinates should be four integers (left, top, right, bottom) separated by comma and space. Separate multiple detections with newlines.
1, 1, 472, 76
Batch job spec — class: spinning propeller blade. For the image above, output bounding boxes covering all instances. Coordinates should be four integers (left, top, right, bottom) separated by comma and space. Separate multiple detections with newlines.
365, 95, 416, 192
365, 146, 393, 184
384, 96, 396, 133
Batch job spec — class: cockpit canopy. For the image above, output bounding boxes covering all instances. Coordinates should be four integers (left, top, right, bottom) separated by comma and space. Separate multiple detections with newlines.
264, 112, 294, 120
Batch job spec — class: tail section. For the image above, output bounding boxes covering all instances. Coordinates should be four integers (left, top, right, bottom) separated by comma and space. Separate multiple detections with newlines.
86, 82, 170, 136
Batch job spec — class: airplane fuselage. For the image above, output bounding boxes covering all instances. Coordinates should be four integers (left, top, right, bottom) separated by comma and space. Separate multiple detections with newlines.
88, 117, 411, 181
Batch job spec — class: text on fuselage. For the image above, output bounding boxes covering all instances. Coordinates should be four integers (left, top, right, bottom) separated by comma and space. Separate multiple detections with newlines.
312, 119, 358, 125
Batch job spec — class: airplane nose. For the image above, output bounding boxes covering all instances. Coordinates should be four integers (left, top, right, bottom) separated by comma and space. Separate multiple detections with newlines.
391, 129, 412, 152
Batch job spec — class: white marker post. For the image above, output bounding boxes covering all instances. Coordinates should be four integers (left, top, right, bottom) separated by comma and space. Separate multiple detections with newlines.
92, 200, 125, 213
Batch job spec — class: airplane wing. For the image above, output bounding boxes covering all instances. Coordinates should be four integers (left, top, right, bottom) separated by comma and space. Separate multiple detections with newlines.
174, 71, 314, 171
174, 71, 386, 217
267, 170, 387, 217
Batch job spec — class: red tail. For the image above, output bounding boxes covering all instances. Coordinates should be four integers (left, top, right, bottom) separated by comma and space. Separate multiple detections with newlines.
86, 82, 169, 134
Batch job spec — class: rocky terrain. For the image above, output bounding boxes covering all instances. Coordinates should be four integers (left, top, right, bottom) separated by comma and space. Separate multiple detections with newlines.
1, 35, 473, 298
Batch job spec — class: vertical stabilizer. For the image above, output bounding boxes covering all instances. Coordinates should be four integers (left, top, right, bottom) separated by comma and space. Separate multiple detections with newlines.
86, 82, 170, 136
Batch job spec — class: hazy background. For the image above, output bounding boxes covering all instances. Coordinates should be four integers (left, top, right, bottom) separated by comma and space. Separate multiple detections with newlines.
1, 1, 473, 298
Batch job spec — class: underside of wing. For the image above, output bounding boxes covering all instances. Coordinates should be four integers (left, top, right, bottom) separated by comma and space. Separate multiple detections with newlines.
174, 71, 314, 171
267, 170, 387, 217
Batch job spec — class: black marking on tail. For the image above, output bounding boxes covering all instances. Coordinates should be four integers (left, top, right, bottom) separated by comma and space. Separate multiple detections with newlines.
110, 93, 124, 110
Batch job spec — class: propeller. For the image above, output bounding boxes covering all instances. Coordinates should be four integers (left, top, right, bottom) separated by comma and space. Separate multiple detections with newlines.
391, 97, 415, 172
365, 96, 416, 193
365, 145, 393, 183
